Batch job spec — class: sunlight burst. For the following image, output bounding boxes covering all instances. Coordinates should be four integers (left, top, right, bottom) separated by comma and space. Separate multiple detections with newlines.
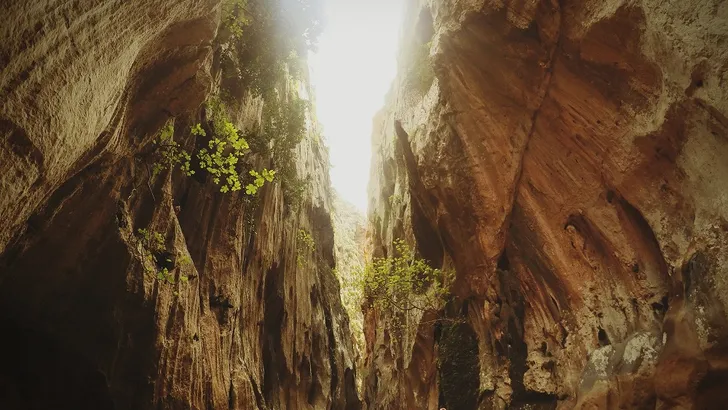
309, 0, 405, 212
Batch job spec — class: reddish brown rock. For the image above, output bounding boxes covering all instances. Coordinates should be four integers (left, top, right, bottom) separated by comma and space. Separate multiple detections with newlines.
365, 0, 728, 409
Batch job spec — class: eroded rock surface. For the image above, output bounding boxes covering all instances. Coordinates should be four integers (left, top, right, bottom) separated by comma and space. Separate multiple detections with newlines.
0, 1, 359, 409
365, 0, 728, 409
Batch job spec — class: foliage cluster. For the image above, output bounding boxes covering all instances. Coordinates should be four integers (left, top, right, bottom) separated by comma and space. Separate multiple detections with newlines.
216, 0, 324, 207
297, 228, 315, 252
219, 0, 324, 94
388, 193, 402, 208
199, 98, 276, 193
260, 91, 310, 205
359, 239, 453, 314
150, 100, 275, 195
296, 228, 315, 267
221, 0, 249, 40
283, 173, 311, 209
137, 228, 164, 255
247, 169, 276, 194
193, 115, 248, 193
152, 122, 193, 178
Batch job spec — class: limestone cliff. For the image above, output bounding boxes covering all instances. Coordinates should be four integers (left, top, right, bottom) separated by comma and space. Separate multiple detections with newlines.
365, 0, 728, 409
0, 1, 359, 409
332, 195, 368, 392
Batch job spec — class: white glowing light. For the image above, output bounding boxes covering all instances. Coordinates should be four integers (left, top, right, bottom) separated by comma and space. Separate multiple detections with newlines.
309, 0, 405, 212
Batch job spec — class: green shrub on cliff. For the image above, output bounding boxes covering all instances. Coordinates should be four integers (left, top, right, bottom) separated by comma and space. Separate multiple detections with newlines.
152, 121, 194, 178
215, 0, 324, 207
297, 228, 315, 252
221, 0, 249, 39
296, 228, 315, 266
195, 98, 255, 193
263, 91, 309, 205
149, 99, 275, 195
219, 0, 324, 94
360, 239, 452, 313
246, 169, 276, 194
194, 118, 248, 193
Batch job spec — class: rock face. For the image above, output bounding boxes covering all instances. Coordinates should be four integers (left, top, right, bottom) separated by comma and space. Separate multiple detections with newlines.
0, 1, 359, 409
331, 195, 368, 392
365, 0, 728, 409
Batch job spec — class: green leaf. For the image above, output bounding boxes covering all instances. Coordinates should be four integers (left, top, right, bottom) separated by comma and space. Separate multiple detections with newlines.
191, 123, 207, 136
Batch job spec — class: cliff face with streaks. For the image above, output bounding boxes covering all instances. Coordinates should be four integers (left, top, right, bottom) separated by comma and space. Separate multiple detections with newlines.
0, 1, 359, 409
331, 195, 368, 393
364, 0, 728, 409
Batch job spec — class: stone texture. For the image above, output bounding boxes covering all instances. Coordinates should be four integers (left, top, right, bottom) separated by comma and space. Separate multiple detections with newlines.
0, 1, 359, 409
365, 0, 728, 409
332, 195, 367, 371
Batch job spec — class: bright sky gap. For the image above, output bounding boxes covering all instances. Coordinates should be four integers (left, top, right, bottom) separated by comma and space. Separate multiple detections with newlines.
309, 0, 405, 212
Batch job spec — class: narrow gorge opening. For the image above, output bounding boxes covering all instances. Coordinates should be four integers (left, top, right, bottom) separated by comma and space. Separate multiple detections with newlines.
310, 0, 406, 396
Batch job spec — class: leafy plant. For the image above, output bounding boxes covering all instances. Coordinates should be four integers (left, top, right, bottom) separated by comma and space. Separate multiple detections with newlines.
266, 94, 310, 206
151, 121, 194, 178
156, 267, 189, 285
146, 97, 277, 196
156, 268, 175, 284
218, 0, 324, 101
215, 0, 322, 206
284, 174, 310, 209
246, 168, 276, 195
184, 0, 326, 211
359, 239, 452, 313
198, 98, 277, 194
194, 119, 248, 193
296, 228, 315, 267
297, 228, 315, 252
136, 228, 169, 280
221, 0, 249, 39
137, 228, 165, 255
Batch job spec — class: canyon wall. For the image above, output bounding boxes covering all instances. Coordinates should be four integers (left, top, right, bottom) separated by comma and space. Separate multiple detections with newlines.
332, 195, 368, 393
365, 0, 728, 409
0, 1, 359, 409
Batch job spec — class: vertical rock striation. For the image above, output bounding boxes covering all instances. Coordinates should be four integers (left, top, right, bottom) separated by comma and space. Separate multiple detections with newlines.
365, 0, 728, 408
332, 195, 368, 393
0, 1, 359, 409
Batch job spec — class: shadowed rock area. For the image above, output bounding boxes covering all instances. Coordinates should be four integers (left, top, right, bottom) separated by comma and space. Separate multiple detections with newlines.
364, 0, 728, 409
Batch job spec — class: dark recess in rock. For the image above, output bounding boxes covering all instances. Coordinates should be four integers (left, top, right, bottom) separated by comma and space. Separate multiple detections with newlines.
437, 320, 480, 410
0, 319, 114, 410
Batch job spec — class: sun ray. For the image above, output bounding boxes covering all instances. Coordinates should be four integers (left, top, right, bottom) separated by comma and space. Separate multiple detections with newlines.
309, 0, 405, 212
